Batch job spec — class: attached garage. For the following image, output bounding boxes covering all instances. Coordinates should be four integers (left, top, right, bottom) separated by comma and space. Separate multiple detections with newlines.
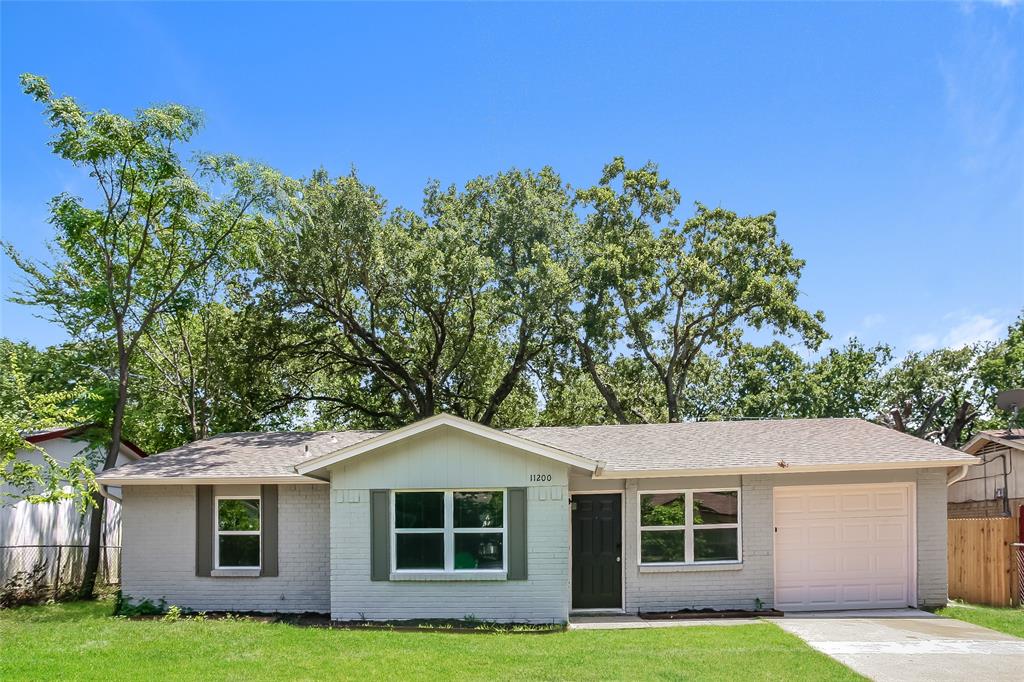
773, 483, 915, 612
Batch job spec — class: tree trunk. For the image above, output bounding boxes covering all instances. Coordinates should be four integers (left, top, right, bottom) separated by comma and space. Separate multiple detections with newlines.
79, 355, 130, 599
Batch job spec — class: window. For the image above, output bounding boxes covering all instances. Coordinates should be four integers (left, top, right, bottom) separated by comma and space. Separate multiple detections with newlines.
639, 489, 739, 565
393, 490, 505, 573
216, 496, 261, 569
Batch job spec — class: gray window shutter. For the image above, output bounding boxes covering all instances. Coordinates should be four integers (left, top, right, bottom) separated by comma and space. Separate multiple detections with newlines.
260, 484, 279, 577
370, 489, 390, 581
195, 485, 213, 577
507, 487, 528, 580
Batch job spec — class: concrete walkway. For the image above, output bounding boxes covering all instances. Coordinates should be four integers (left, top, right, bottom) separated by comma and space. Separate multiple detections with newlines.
771, 609, 1024, 682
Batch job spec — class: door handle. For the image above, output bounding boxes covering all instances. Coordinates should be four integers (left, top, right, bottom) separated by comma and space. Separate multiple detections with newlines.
616, 557, 621, 562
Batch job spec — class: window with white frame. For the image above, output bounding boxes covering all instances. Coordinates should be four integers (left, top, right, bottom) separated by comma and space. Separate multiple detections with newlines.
638, 490, 739, 564
393, 490, 505, 572
216, 496, 261, 569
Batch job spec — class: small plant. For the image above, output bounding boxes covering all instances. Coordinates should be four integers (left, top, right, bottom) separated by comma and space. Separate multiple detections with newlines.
0, 562, 50, 608
114, 596, 168, 617
162, 605, 183, 622
754, 597, 764, 611
464, 613, 480, 626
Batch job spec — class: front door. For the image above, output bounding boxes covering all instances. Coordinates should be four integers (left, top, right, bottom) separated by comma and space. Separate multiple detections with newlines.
571, 493, 622, 609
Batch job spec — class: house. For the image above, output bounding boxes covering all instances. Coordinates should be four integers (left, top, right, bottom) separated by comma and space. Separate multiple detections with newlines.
95, 414, 974, 622
1, 425, 146, 585
948, 429, 1024, 519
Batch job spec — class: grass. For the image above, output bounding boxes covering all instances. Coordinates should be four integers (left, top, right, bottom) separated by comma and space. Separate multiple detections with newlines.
937, 603, 1024, 639
0, 599, 862, 681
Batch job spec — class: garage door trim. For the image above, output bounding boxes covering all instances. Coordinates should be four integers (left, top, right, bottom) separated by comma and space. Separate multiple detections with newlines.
772, 481, 917, 612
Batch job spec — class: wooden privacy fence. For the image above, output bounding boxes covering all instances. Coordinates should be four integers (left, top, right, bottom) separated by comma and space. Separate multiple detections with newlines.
947, 518, 1020, 606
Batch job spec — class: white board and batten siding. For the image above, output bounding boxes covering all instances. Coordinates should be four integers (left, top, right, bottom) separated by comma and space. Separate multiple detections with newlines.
329, 425, 572, 624
773, 483, 915, 611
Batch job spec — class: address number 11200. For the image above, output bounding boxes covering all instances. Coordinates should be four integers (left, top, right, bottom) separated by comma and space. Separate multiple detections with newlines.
529, 474, 552, 482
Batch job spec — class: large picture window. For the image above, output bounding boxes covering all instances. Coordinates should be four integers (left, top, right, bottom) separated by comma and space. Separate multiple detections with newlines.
216, 496, 261, 569
393, 490, 505, 573
639, 489, 739, 565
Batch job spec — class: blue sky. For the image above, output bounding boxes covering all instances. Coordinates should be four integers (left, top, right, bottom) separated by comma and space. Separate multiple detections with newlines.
2, 2, 1022, 357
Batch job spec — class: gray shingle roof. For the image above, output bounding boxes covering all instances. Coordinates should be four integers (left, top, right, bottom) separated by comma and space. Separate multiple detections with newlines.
97, 430, 381, 482
97, 417, 973, 483
506, 418, 972, 473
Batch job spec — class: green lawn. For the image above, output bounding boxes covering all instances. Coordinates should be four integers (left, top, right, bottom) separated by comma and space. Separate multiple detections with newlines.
938, 604, 1024, 639
0, 600, 861, 681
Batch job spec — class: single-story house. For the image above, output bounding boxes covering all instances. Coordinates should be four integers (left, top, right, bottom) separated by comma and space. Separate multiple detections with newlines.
948, 429, 1024, 519
96, 414, 975, 622
2, 425, 146, 585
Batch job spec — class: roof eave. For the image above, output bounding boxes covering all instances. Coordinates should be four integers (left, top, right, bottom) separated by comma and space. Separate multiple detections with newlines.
95, 474, 328, 486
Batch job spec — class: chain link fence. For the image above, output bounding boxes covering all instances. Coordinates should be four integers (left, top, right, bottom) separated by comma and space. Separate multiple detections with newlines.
0, 544, 121, 604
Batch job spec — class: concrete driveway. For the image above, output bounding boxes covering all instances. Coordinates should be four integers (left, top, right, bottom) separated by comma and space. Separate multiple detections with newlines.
772, 609, 1024, 682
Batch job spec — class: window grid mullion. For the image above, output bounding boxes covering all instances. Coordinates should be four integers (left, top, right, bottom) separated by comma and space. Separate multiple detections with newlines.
444, 491, 454, 572
684, 491, 694, 563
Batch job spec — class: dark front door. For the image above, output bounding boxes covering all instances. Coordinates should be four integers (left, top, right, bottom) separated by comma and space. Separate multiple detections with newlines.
571, 493, 622, 609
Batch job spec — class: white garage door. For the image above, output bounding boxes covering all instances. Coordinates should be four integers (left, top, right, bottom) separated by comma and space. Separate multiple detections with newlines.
774, 483, 914, 612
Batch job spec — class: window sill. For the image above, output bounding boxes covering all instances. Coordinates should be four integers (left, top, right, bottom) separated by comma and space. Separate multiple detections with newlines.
389, 571, 507, 582
638, 562, 743, 574
210, 568, 261, 578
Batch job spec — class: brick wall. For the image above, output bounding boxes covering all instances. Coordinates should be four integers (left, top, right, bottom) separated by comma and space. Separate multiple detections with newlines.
329, 487, 570, 624
121, 484, 330, 613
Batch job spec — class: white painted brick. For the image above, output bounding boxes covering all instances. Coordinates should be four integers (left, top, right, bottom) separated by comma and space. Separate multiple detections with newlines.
121, 484, 330, 613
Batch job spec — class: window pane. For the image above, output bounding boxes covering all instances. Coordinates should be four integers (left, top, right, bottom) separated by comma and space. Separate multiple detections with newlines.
694, 528, 739, 562
640, 529, 685, 563
218, 499, 260, 531
640, 493, 685, 526
395, 532, 444, 569
454, 532, 504, 570
219, 534, 260, 567
395, 492, 444, 529
454, 491, 503, 528
692, 491, 738, 525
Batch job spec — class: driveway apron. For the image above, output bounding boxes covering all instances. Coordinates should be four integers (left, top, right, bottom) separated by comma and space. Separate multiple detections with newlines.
772, 610, 1024, 682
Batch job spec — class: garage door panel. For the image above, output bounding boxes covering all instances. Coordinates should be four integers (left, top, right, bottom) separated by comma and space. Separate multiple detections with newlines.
774, 484, 913, 612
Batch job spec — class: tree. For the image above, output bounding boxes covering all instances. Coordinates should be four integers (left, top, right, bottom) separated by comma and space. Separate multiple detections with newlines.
976, 313, 1024, 430
256, 167, 574, 428
4, 75, 279, 597
570, 157, 828, 423
880, 346, 980, 447
806, 338, 892, 419
0, 341, 100, 511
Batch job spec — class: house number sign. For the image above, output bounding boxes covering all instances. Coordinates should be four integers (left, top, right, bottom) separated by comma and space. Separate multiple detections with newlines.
529, 473, 552, 482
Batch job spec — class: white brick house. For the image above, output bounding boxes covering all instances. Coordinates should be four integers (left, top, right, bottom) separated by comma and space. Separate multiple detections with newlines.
97, 414, 974, 622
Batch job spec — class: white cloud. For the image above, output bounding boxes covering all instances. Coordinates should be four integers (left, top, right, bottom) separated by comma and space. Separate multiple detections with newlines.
861, 313, 885, 329
908, 312, 1008, 352
944, 313, 1006, 347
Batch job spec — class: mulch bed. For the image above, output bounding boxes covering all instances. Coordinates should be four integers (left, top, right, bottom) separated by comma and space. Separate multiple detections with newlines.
125, 611, 563, 633
640, 608, 782, 620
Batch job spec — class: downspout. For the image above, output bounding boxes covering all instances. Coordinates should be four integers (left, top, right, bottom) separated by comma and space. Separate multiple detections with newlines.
947, 463, 970, 487
97, 481, 122, 503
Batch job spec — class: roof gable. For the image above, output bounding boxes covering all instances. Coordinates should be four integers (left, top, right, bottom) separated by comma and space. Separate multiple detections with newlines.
963, 430, 1024, 455
295, 413, 599, 477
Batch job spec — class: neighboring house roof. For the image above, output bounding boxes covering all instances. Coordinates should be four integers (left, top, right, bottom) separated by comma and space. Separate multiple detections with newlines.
23, 424, 147, 459
96, 414, 974, 486
962, 429, 1024, 456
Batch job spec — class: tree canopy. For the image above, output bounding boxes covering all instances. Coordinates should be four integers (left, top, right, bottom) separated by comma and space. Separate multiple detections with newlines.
4, 77, 1021, 530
